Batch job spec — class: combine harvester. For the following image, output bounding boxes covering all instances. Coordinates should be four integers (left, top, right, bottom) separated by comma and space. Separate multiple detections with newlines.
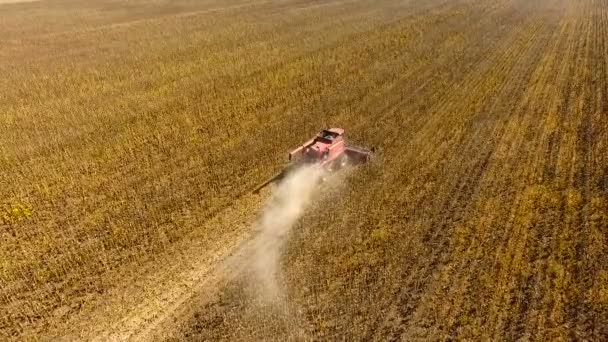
253, 128, 374, 193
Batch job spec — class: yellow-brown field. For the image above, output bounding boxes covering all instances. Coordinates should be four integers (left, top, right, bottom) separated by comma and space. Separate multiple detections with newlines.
1, 0, 607, 340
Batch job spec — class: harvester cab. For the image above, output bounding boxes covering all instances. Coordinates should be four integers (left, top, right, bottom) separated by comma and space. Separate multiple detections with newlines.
288, 128, 372, 165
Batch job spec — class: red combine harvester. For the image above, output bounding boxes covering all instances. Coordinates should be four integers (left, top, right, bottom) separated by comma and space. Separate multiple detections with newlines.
253, 128, 374, 193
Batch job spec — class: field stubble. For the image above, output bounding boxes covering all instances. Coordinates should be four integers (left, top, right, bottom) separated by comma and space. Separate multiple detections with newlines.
0, 0, 607, 340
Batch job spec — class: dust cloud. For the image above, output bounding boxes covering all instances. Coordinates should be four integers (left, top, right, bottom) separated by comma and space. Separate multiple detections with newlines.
250, 165, 326, 302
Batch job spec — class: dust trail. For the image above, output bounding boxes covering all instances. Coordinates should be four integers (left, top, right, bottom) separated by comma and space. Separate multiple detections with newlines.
250, 165, 326, 302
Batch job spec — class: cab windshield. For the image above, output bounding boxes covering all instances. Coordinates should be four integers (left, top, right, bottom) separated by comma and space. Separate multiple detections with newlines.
317, 130, 339, 142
